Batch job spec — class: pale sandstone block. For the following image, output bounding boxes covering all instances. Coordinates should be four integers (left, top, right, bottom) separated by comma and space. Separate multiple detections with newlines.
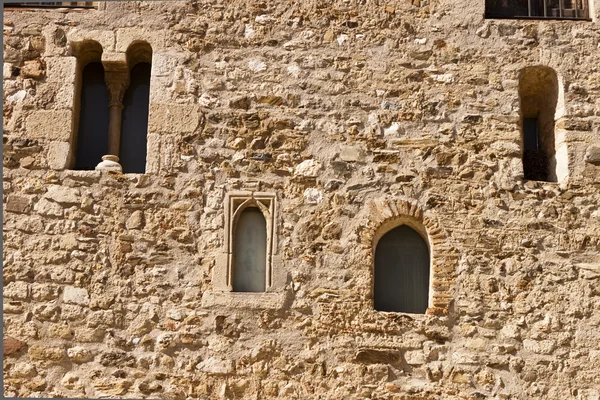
47, 141, 71, 170
43, 185, 80, 206
45, 57, 76, 84
148, 103, 201, 134
63, 286, 90, 306
115, 28, 165, 52
25, 110, 72, 141
67, 29, 115, 52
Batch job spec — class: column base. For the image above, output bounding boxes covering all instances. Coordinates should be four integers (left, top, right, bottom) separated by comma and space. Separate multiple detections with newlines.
95, 155, 122, 173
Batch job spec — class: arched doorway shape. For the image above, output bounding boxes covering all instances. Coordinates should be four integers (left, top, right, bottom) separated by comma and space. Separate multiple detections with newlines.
374, 225, 430, 313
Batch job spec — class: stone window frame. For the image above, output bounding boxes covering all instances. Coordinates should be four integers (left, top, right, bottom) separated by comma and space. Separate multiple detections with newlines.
224, 191, 277, 291
203, 191, 287, 310
67, 39, 155, 174
360, 197, 456, 317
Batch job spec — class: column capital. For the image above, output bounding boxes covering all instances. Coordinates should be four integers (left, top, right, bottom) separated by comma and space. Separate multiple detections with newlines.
105, 71, 129, 108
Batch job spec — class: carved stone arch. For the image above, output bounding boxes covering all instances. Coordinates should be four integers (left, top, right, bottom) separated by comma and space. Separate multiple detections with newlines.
360, 197, 456, 316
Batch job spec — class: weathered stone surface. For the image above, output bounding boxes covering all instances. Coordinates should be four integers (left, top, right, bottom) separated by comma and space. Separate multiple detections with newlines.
4, 336, 27, 356
5, 194, 32, 214
4, 2, 600, 399
63, 286, 90, 306
196, 357, 235, 375
585, 145, 600, 164
25, 110, 72, 141
47, 141, 71, 170
43, 185, 80, 205
294, 159, 321, 177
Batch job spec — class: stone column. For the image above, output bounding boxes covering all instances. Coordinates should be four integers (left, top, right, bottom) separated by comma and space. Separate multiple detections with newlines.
96, 54, 129, 172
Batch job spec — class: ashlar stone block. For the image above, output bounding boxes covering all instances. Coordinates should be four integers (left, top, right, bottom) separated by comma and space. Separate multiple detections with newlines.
25, 110, 72, 141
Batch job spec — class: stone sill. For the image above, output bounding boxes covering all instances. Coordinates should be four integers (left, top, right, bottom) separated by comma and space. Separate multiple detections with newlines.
201, 290, 290, 310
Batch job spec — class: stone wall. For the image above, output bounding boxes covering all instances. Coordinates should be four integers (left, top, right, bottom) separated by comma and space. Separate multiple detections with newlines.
3, 1, 600, 398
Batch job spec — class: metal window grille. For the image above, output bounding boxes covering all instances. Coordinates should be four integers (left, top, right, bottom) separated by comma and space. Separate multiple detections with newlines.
486, 0, 589, 20
4, 2, 96, 8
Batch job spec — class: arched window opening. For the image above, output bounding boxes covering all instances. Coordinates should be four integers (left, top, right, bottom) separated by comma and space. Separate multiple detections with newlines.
74, 61, 109, 170
120, 62, 151, 173
374, 225, 430, 314
519, 66, 559, 182
233, 207, 267, 292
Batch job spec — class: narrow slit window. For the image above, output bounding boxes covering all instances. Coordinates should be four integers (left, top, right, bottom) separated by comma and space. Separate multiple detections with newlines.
120, 62, 151, 173
374, 225, 430, 314
233, 208, 267, 292
74, 62, 109, 170
519, 66, 559, 182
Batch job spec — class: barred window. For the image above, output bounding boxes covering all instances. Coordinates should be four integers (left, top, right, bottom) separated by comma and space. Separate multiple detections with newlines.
4, 2, 96, 8
486, 0, 589, 20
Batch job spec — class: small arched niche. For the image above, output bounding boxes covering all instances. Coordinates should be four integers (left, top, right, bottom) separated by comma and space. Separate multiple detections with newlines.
71, 40, 109, 170
518, 66, 559, 182
232, 207, 267, 292
374, 224, 430, 313
120, 41, 152, 173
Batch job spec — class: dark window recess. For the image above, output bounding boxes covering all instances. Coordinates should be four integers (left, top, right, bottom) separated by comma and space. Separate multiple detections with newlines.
4, 2, 96, 8
519, 66, 558, 182
374, 225, 430, 314
120, 62, 151, 173
233, 208, 267, 292
485, 0, 589, 20
75, 62, 109, 170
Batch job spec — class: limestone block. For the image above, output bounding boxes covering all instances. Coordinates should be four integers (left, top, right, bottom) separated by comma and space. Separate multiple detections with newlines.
28, 344, 65, 361
294, 159, 321, 177
4, 281, 29, 300
4, 63, 13, 80
523, 339, 556, 355
404, 350, 426, 365
115, 28, 165, 52
4, 336, 27, 356
67, 29, 115, 52
43, 185, 80, 206
340, 145, 366, 162
196, 357, 235, 375
152, 51, 183, 78
25, 110, 72, 141
303, 188, 323, 204
47, 141, 71, 170
585, 145, 600, 165
21, 59, 45, 80
67, 346, 93, 362
148, 103, 202, 134
45, 57, 76, 84
5, 194, 32, 214
63, 286, 90, 306
126, 210, 144, 230
34, 198, 63, 217
12, 362, 37, 378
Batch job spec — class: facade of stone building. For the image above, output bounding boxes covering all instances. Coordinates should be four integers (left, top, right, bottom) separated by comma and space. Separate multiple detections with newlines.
2, 0, 600, 398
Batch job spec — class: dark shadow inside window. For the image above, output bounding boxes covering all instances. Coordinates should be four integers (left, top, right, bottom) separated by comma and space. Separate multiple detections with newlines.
519, 66, 558, 182
374, 225, 430, 314
485, 0, 589, 19
75, 62, 109, 170
120, 62, 151, 173
233, 208, 267, 292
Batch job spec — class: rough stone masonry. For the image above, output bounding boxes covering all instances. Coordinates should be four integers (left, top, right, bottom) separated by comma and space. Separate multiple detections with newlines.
3, 0, 600, 399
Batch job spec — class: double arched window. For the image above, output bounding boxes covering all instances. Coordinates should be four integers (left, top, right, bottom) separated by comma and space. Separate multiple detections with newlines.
73, 41, 152, 173
374, 225, 430, 314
